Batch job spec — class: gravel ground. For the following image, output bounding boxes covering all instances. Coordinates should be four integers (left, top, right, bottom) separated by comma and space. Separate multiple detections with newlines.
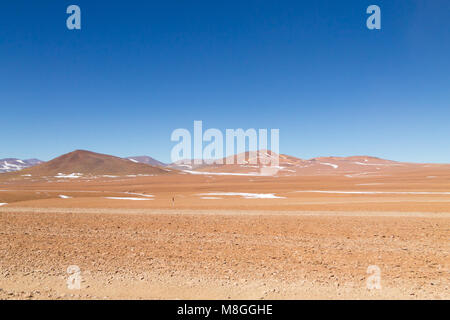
0, 208, 448, 299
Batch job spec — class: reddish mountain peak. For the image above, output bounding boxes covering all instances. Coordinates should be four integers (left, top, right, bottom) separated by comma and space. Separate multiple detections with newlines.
14, 150, 171, 176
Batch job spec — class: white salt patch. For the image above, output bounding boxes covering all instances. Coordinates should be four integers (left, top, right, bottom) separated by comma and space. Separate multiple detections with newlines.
125, 192, 154, 198
199, 192, 285, 199
102, 175, 118, 178
0, 203, 7, 206
200, 197, 223, 200
319, 162, 338, 169
55, 173, 83, 179
345, 172, 378, 178
105, 197, 153, 201
295, 190, 450, 195
184, 170, 260, 176
59, 195, 72, 199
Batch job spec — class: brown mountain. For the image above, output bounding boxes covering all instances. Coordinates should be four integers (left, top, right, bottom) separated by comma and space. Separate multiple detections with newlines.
174, 150, 442, 177
125, 156, 166, 167
14, 150, 171, 176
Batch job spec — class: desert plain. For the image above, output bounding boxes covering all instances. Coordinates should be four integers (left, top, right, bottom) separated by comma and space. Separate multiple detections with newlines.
0, 151, 449, 299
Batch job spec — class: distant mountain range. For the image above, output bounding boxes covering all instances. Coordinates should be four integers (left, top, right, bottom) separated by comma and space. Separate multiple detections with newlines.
163, 150, 443, 177
13, 150, 171, 176
0, 153, 168, 174
0, 158, 43, 173
179, 151, 409, 176
1, 150, 447, 178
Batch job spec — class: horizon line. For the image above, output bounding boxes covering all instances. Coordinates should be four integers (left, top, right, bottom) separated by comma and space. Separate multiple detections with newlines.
2, 148, 448, 165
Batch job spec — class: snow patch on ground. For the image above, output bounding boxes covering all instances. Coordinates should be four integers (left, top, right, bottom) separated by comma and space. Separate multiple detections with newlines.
105, 197, 153, 201
199, 192, 285, 199
125, 192, 154, 198
200, 197, 223, 200
2, 161, 21, 169
59, 195, 72, 199
319, 162, 338, 169
183, 170, 260, 176
0, 203, 7, 206
345, 172, 380, 178
295, 190, 450, 195
55, 173, 83, 179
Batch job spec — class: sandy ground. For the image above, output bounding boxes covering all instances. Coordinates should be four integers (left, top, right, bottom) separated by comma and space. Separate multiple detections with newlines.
0, 172, 449, 299
0, 208, 448, 300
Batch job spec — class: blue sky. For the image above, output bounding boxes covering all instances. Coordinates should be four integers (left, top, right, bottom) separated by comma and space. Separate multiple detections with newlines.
1, 1, 449, 163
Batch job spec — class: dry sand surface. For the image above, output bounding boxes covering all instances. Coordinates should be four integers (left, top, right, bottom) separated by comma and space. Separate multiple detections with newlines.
0, 172, 449, 300
0, 208, 448, 300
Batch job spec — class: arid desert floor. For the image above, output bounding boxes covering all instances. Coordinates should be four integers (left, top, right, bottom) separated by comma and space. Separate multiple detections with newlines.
0, 172, 449, 299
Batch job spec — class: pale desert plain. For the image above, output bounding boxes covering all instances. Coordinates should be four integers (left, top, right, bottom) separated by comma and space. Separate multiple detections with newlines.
0, 150, 449, 299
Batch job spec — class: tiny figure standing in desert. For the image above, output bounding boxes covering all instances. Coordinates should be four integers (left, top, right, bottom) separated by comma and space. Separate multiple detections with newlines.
172, 196, 175, 207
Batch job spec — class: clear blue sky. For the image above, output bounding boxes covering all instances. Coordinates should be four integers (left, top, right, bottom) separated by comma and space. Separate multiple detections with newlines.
1, 1, 449, 163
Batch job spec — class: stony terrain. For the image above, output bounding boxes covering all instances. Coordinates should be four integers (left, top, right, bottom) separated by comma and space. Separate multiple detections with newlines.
0, 208, 448, 299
